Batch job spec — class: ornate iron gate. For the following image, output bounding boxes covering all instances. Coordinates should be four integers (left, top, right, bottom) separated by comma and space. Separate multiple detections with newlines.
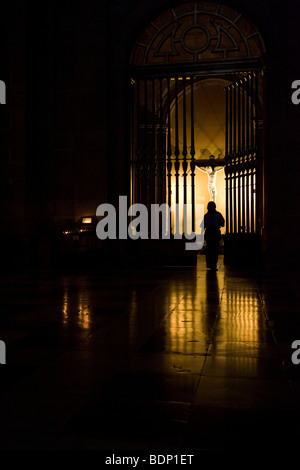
130, 75, 197, 235
224, 72, 263, 264
129, 2, 266, 264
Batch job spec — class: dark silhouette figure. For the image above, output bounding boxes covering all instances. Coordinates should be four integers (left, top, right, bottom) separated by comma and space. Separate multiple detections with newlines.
204, 201, 225, 271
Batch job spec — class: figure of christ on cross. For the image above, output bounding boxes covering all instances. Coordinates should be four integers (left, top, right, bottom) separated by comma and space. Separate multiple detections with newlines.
195, 156, 225, 203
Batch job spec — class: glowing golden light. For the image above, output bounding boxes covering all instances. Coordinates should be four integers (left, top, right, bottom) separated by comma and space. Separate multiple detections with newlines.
81, 217, 93, 224
78, 292, 92, 330
170, 76, 191, 81
170, 167, 194, 235
167, 79, 228, 233
62, 287, 91, 330
63, 291, 69, 325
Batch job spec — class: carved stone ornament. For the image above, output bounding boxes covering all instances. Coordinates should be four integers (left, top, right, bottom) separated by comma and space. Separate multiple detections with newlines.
131, 1, 265, 66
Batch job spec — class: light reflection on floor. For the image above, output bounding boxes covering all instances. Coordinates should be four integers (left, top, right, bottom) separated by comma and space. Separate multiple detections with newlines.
0, 255, 299, 450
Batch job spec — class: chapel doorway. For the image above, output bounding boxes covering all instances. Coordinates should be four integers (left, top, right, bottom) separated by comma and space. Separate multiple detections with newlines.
129, 1, 265, 265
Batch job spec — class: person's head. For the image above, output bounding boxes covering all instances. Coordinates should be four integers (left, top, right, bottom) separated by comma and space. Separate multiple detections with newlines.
207, 201, 216, 212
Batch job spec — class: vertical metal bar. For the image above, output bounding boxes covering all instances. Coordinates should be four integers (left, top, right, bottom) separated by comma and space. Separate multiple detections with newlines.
251, 168, 255, 233
143, 79, 148, 206
225, 87, 228, 158
175, 77, 180, 209
238, 170, 241, 233
250, 73, 254, 153
167, 78, 172, 210
190, 76, 195, 232
242, 169, 245, 233
181, 77, 188, 235
233, 82, 236, 156
230, 85, 234, 233
130, 80, 133, 205
162, 78, 167, 205
245, 75, 250, 234
237, 80, 241, 156
241, 79, 246, 233
182, 77, 187, 206
255, 72, 259, 152
151, 78, 156, 206
230, 173, 233, 234
229, 85, 232, 156
246, 76, 250, 156
246, 170, 250, 233
136, 79, 141, 205
190, 77, 195, 157
241, 78, 245, 157
159, 77, 164, 205
233, 171, 237, 233
225, 87, 229, 233
254, 170, 257, 233
255, 73, 259, 233
225, 86, 229, 234
237, 81, 241, 234
225, 170, 229, 233
228, 85, 233, 234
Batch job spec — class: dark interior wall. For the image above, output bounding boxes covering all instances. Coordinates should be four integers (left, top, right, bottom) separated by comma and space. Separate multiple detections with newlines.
283, 0, 300, 269
0, 1, 27, 268
250, 0, 300, 270
2, 1, 110, 269
1, 0, 300, 270
49, 1, 109, 223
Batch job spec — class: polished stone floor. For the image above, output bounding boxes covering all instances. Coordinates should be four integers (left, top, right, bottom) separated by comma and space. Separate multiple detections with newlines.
0, 254, 300, 451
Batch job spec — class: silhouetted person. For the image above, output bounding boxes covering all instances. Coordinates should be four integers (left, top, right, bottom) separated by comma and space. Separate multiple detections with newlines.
204, 201, 225, 271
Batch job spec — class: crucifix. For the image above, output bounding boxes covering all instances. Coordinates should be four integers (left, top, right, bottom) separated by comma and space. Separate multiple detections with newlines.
195, 154, 226, 203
